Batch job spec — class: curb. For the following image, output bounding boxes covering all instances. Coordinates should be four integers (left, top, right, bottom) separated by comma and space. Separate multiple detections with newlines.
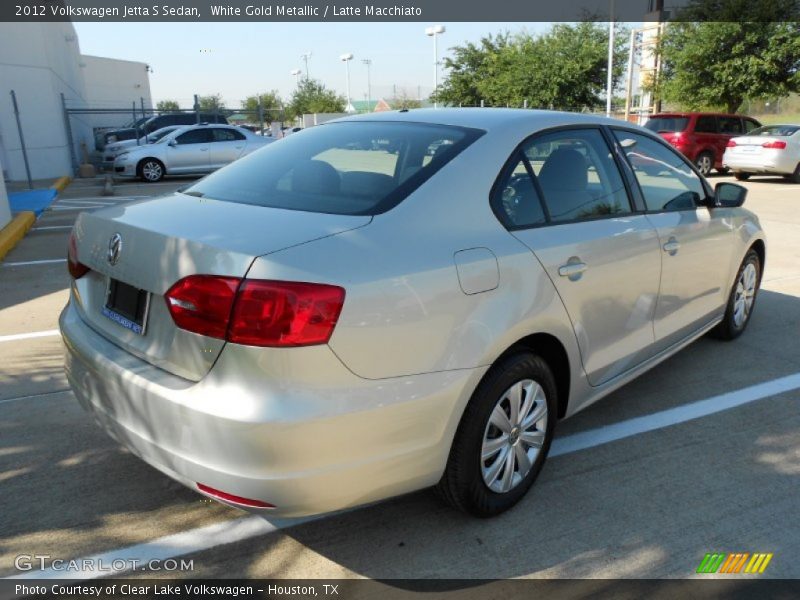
51, 176, 72, 193
0, 212, 36, 262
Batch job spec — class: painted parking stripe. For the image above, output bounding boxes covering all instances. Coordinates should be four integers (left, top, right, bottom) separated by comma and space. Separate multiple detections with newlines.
0, 329, 60, 343
6, 370, 799, 580
1, 258, 66, 267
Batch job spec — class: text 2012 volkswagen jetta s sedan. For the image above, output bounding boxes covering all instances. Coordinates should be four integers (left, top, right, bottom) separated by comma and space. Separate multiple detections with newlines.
61, 109, 765, 517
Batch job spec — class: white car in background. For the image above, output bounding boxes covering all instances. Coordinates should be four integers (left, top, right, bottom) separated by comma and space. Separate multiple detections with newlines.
102, 126, 181, 167
723, 124, 800, 182
114, 124, 275, 182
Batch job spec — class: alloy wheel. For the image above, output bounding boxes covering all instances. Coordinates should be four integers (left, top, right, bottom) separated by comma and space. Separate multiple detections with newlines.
733, 262, 757, 329
696, 153, 713, 176
142, 161, 163, 181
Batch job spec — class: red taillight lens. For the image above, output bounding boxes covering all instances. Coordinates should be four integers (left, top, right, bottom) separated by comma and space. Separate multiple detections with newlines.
762, 140, 787, 149
196, 483, 275, 509
164, 276, 345, 347
67, 231, 89, 279
164, 275, 240, 339
726, 140, 737, 148
228, 280, 345, 347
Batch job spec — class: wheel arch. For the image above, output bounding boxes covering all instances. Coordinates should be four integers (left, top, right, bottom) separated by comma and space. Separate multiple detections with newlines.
750, 238, 766, 273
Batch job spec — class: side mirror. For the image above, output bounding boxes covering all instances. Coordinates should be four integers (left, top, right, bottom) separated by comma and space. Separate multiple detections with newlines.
168, 139, 178, 147
713, 182, 747, 208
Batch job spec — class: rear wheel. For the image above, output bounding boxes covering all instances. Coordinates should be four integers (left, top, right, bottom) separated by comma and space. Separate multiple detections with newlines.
710, 249, 761, 340
138, 158, 165, 182
734, 172, 751, 181
695, 151, 714, 176
782, 163, 800, 183
716, 167, 730, 175
436, 352, 556, 517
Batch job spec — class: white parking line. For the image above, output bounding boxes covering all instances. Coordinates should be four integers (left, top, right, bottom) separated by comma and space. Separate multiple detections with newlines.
6, 370, 800, 580
1, 258, 66, 267
0, 329, 60, 343
31, 225, 73, 231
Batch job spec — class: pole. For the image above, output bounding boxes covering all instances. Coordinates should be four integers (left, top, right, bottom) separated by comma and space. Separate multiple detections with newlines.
258, 99, 264, 135
10, 90, 33, 189
433, 32, 439, 109
193, 94, 200, 124
60, 92, 78, 177
140, 97, 147, 141
624, 28, 636, 122
606, 0, 615, 118
345, 60, 351, 112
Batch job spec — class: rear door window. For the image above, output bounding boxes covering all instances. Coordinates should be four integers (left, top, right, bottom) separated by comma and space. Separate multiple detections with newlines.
719, 117, 744, 135
694, 116, 718, 133
212, 128, 246, 142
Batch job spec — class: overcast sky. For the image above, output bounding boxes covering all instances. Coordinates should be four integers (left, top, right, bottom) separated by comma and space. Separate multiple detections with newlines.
74, 22, 553, 108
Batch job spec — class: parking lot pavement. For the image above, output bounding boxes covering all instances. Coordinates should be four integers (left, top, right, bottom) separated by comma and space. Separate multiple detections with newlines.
1, 174, 799, 580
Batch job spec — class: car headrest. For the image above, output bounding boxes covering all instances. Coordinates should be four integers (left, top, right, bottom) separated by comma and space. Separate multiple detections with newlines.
291, 160, 341, 195
537, 148, 589, 192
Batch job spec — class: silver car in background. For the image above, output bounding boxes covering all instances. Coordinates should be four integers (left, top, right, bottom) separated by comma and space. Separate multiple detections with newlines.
62, 109, 765, 517
102, 126, 181, 168
723, 124, 800, 182
113, 124, 275, 182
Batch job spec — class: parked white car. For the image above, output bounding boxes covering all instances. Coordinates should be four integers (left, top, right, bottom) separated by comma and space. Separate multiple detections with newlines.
102, 126, 181, 167
722, 124, 800, 182
114, 124, 275, 182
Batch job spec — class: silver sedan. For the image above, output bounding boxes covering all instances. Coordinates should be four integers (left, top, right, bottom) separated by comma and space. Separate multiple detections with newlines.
61, 109, 765, 517
113, 124, 275, 182
723, 124, 800, 182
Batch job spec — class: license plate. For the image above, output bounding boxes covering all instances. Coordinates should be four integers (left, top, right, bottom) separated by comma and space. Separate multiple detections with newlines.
102, 278, 150, 335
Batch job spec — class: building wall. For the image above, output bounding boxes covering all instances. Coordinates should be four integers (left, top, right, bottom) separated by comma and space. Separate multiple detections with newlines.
81, 54, 152, 132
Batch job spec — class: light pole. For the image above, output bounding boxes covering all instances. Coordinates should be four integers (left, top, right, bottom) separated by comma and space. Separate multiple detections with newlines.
425, 25, 446, 108
300, 52, 312, 80
341, 53, 354, 112
362, 58, 372, 109
606, 1, 615, 118
291, 68, 302, 87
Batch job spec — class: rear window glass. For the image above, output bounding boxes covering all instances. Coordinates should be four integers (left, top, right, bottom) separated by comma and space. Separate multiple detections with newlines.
749, 125, 800, 137
184, 121, 483, 215
644, 117, 689, 133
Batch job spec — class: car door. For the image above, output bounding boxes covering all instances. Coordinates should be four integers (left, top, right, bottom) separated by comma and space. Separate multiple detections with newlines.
612, 129, 736, 350
501, 128, 662, 386
692, 115, 719, 166
166, 128, 213, 173
209, 127, 247, 169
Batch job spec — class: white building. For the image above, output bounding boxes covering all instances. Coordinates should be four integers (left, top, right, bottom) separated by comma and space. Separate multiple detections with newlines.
0, 22, 151, 182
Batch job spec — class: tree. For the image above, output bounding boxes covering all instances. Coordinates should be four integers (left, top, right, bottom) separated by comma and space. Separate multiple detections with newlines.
431, 23, 628, 110
286, 79, 345, 120
241, 91, 283, 123
391, 89, 422, 110
197, 94, 226, 113
156, 99, 180, 112
654, 18, 800, 114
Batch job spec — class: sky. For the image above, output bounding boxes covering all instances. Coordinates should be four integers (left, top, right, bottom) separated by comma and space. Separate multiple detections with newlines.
73, 22, 551, 109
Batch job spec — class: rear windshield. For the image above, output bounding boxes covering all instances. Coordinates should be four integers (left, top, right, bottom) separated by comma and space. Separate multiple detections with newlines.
184, 121, 483, 215
749, 125, 800, 137
644, 117, 689, 133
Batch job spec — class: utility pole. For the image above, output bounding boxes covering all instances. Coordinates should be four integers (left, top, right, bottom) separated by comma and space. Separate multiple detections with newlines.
362, 59, 372, 108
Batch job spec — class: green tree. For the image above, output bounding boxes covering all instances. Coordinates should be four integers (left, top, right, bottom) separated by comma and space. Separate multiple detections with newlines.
197, 94, 226, 113
156, 99, 180, 112
431, 23, 628, 110
241, 91, 283, 123
655, 18, 800, 114
286, 79, 346, 120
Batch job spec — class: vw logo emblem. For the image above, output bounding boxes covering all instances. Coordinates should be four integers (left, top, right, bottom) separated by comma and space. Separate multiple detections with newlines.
107, 233, 122, 266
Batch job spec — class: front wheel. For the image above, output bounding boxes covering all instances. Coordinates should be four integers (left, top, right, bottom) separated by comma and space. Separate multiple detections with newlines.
710, 249, 761, 340
138, 159, 165, 182
436, 352, 557, 517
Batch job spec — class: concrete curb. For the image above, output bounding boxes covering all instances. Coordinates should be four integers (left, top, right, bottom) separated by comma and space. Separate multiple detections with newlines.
51, 176, 72, 193
0, 212, 36, 262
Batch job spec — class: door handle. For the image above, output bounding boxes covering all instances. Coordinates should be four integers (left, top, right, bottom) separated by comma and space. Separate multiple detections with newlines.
558, 261, 588, 280
663, 237, 680, 255
200, 147, 209, 152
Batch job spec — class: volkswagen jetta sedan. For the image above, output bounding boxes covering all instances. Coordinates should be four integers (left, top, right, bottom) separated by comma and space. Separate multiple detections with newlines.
61, 109, 765, 517
113, 124, 274, 182
722, 124, 800, 182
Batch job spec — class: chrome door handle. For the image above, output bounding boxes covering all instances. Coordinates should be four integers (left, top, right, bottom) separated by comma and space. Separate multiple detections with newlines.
200, 147, 209, 152
558, 261, 588, 280
663, 238, 680, 255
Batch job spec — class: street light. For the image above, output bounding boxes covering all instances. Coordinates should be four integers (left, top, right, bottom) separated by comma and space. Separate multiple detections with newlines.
290, 68, 302, 86
362, 58, 372, 109
340, 53, 354, 113
425, 25, 446, 108
300, 52, 312, 79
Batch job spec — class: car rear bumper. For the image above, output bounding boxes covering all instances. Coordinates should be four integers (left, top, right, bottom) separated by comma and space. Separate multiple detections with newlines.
60, 299, 484, 516
723, 153, 797, 174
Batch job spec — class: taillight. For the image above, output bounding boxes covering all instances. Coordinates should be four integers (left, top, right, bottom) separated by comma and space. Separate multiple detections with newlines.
164, 275, 345, 347
67, 231, 89, 279
726, 140, 737, 148
762, 140, 787, 149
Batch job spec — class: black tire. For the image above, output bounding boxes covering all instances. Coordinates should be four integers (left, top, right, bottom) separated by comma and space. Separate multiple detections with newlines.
710, 249, 761, 341
436, 352, 557, 517
137, 158, 165, 182
734, 172, 751, 181
782, 163, 800, 183
716, 167, 730, 175
695, 151, 714, 176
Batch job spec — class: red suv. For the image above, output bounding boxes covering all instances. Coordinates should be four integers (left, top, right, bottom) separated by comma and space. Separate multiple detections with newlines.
644, 112, 761, 176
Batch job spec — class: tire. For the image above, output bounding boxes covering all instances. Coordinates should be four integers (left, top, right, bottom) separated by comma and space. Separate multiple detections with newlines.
734, 172, 751, 181
782, 163, 800, 183
695, 151, 714, 176
716, 167, 730, 175
138, 158, 165, 182
710, 249, 761, 341
436, 352, 557, 517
